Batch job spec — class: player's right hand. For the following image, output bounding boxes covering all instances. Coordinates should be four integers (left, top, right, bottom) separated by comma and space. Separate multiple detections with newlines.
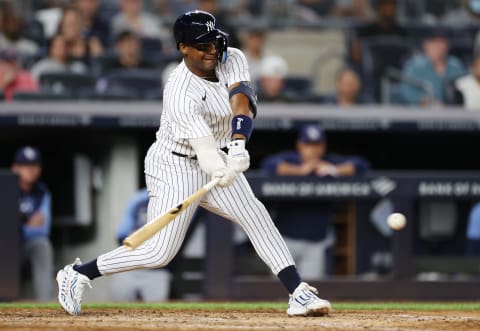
212, 166, 237, 187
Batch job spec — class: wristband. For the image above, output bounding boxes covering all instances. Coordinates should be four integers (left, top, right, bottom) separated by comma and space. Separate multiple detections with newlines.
231, 115, 253, 141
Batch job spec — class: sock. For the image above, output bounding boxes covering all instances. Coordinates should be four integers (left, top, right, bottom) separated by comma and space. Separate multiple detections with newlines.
73, 259, 102, 280
277, 265, 301, 294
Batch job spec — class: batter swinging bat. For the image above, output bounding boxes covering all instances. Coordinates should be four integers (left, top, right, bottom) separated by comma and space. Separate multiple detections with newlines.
123, 177, 220, 250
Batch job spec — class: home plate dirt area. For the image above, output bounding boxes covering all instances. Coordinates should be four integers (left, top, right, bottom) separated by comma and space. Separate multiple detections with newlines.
1, 307, 480, 331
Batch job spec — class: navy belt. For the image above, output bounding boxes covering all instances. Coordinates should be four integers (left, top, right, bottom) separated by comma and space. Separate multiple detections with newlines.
172, 151, 198, 160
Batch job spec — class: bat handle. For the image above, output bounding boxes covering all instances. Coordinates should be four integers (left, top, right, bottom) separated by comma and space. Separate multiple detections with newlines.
205, 177, 221, 191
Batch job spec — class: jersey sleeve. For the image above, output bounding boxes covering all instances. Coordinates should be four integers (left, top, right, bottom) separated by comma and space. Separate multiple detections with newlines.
168, 95, 213, 140
224, 48, 251, 87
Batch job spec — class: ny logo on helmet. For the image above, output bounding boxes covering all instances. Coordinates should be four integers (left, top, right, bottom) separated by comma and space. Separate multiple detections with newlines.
206, 21, 215, 31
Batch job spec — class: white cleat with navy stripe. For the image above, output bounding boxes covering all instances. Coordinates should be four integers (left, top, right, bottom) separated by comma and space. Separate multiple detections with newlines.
56, 258, 92, 316
287, 282, 332, 317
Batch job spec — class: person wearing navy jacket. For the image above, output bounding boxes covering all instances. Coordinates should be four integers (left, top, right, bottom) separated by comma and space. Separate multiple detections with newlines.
11, 146, 53, 301
261, 124, 371, 279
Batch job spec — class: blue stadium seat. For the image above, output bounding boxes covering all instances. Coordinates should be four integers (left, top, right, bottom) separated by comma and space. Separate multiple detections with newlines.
99, 69, 162, 100
283, 76, 321, 102
13, 91, 75, 101
141, 37, 163, 55
39, 72, 97, 98
449, 41, 475, 66
22, 19, 46, 48
360, 37, 414, 103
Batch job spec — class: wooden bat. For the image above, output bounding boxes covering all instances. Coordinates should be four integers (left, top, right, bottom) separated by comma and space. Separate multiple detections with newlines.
123, 177, 220, 250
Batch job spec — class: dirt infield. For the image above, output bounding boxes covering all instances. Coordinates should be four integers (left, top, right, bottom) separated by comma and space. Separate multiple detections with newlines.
1, 308, 480, 331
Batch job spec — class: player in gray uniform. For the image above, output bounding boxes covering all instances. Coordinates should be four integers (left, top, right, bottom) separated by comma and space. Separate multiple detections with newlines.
56, 10, 331, 317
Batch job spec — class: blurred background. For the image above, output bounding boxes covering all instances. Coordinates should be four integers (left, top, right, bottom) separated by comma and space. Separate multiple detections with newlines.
1, 0, 480, 303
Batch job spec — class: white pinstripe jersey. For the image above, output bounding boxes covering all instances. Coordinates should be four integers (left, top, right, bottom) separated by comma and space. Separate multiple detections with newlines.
99, 50, 296, 278
147, 47, 250, 168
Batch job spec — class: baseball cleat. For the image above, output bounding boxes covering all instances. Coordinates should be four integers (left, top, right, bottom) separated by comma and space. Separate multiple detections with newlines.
56, 258, 92, 316
287, 282, 332, 317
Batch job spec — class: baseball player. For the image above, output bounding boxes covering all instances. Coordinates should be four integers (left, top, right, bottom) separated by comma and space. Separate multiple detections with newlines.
56, 10, 331, 317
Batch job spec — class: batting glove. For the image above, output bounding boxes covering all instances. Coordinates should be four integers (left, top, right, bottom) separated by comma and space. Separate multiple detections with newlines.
212, 166, 237, 187
227, 139, 250, 173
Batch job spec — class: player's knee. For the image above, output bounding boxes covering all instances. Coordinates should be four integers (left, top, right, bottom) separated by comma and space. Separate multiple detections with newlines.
146, 249, 177, 268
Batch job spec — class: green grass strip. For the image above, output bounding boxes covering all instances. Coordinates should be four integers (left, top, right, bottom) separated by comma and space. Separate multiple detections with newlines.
1, 301, 479, 311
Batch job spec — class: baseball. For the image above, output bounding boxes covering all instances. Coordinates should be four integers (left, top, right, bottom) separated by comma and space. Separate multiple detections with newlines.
387, 213, 406, 230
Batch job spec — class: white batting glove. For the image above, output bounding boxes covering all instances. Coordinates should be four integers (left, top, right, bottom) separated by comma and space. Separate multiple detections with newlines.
212, 166, 237, 187
227, 139, 250, 173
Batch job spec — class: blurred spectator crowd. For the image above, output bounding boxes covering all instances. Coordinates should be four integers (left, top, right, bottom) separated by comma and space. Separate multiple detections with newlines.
0, 0, 478, 108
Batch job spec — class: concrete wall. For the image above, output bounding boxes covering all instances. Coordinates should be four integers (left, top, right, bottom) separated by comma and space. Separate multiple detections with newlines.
56, 136, 139, 302
265, 29, 346, 93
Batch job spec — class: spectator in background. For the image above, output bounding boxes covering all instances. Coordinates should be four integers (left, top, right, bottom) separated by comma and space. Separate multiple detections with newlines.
109, 188, 171, 302
11, 146, 54, 301
0, 48, 38, 101
111, 0, 170, 42
455, 54, 480, 111
57, 6, 104, 65
350, 0, 406, 65
261, 124, 370, 279
100, 30, 156, 74
256, 55, 292, 102
30, 34, 87, 81
0, 12, 39, 57
73, 0, 111, 47
330, 0, 374, 20
400, 28, 467, 106
466, 202, 480, 255
297, 0, 374, 22
240, 25, 274, 82
323, 68, 365, 106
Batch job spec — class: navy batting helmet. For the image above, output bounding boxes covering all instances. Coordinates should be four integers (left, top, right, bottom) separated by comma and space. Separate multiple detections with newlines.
173, 10, 228, 63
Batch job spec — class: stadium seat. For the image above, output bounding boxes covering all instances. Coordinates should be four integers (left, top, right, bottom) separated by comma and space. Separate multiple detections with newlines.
283, 76, 320, 102
449, 41, 475, 66
360, 37, 414, 103
99, 69, 163, 100
141, 37, 163, 55
22, 19, 46, 48
39, 72, 97, 99
13, 91, 75, 101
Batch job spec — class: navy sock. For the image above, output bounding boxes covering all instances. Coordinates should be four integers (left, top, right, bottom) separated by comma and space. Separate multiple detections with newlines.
73, 259, 102, 280
277, 265, 301, 294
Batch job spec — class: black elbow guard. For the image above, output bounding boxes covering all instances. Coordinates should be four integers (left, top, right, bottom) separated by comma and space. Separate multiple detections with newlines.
229, 81, 257, 118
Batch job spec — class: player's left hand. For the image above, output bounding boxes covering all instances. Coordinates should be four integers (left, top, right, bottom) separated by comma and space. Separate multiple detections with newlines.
227, 139, 250, 173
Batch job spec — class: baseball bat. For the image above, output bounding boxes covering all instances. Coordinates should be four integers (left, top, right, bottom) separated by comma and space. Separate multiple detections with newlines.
123, 177, 220, 250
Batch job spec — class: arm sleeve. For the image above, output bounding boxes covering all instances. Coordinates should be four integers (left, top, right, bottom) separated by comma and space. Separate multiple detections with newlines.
168, 96, 213, 140
23, 191, 51, 239
224, 48, 252, 87
189, 136, 225, 174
